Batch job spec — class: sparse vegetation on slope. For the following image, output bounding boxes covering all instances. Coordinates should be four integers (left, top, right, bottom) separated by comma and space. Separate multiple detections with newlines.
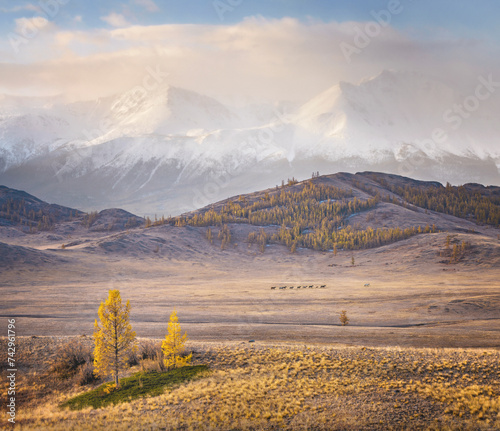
81, 211, 99, 228
364, 173, 500, 227
172, 180, 437, 252
0, 196, 78, 232
182, 181, 354, 227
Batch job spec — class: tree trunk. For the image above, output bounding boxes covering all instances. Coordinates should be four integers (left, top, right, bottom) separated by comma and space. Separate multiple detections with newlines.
114, 316, 119, 388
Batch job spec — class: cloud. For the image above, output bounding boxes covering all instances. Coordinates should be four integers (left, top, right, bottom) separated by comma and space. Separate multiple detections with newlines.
132, 0, 159, 12
14, 16, 52, 34
0, 4, 39, 13
100, 13, 130, 28
0, 18, 498, 104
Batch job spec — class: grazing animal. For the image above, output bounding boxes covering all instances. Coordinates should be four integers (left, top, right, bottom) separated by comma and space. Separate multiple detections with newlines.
271, 286, 276, 290
290, 286, 294, 289
320, 285, 326, 288
309, 285, 313, 288
279, 286, 286, 290
364, 283, 370, 287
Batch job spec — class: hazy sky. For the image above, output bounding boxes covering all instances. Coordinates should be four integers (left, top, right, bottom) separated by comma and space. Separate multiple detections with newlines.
0, 0, 499, 103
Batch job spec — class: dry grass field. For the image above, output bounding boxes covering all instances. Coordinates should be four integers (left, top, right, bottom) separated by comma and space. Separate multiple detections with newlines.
1, 223, 499, 348
1, 336, 499, 430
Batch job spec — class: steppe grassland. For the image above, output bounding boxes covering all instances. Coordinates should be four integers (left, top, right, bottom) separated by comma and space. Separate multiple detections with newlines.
9, 338, 500, 430
2, 231, 500, 347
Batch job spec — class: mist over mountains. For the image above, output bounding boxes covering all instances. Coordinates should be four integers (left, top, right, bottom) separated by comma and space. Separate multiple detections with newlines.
0, 69, 499, 216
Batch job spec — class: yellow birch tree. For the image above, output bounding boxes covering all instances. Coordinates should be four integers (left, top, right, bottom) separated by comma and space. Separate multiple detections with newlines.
93, 290, 136, 388
162, 309, 192, 370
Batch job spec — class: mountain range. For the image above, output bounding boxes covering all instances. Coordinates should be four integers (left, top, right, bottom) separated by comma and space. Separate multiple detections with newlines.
0, 70, 499, 216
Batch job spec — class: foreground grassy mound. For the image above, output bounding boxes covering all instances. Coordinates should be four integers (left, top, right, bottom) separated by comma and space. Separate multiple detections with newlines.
61, 365, 209, 410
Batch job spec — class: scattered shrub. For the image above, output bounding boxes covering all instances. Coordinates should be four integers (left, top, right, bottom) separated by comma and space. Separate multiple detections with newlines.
138, 340, 162, 360
339, 310, 349, 326
128, 340, 162, 367
51, 340, 93, 380
128, 340, 165, 372
76, 361, 100, 386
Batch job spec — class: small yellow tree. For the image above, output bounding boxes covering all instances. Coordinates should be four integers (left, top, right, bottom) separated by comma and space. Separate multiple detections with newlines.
93, 290, 136, 388
339, 310, 349, 326
162, 309, 192, 370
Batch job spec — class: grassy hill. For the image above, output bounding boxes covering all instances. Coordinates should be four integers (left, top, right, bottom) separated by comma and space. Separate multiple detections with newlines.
159, 171, 499, 254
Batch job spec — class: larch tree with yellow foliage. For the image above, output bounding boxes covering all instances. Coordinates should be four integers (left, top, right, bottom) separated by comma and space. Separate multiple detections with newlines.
93, 289, 136, 388
162, 309, 192, 370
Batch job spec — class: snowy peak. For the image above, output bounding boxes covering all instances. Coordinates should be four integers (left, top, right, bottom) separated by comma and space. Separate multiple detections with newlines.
295, 69, 500, 160
0, 83, 246, 170
299, 70, 458, 128
104, 84, 240, 136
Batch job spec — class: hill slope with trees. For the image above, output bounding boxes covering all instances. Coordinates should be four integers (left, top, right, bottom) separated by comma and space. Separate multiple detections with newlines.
160, 172, 499, 253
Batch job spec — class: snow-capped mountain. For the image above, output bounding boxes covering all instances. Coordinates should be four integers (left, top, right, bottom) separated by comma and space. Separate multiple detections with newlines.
0, 70, 499, 215
293, 70, 500, 161
0, 84, 242, 170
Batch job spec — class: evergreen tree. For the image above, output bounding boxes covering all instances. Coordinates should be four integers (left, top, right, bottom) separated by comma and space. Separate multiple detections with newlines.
445, 235, 451, 249
162, 309, 192, 370
93, 290, 136, 388
206, 227, 213, 244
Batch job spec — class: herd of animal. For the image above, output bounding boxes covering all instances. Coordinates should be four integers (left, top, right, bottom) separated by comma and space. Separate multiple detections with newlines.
271, 285, 326, 290
270, 283, 370, 290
